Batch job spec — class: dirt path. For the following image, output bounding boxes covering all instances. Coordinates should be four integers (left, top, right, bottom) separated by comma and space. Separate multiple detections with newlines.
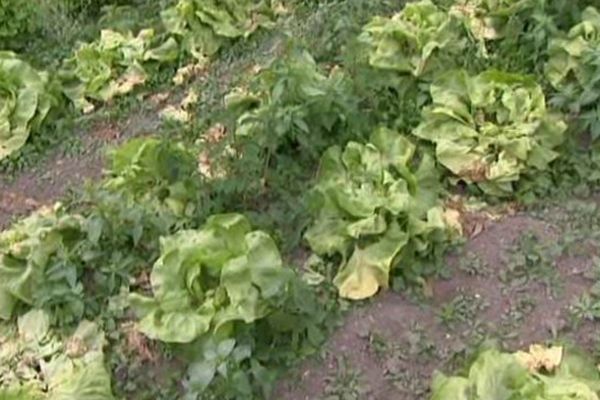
0, 111, 161, 229
0, 32, 284, 230
276, 201, 600, 400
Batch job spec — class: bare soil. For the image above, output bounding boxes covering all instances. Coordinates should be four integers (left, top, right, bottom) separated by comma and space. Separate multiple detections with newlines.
0, 110, 161, 229
276, 206, 600, 400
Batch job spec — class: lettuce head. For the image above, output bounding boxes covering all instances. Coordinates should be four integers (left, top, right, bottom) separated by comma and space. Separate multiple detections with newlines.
413, 69, 566, 197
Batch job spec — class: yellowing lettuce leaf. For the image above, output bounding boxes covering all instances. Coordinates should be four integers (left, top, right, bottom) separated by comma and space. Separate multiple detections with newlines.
306, 128, 457, 299
515, 345, 563, 373
431, 347, 600, 400
60, 29, 176, 111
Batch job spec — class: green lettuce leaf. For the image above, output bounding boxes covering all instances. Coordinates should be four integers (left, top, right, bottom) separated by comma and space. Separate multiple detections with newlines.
60, 29, 175, 112
546, 7, 600, 91
413, 69, 566, 196
104, 137, 201, 219
359, 0, 465, 77
43, 321, 114, 400
0, 206, 85, 321
129, 213, 291, 343
545, 7, 600, 140
0, 51, 54, 160
305, 127, 456, 300
161, 0, 275, 60
1, 312, 114, 400
430, 347, 600, 400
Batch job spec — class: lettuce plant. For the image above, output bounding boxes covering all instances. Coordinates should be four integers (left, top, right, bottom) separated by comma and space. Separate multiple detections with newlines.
161, 0, 275, 60
413, 69, 566, 197
0, 309, 114, 400
359, 0, 465, 78
230, 50, 360, 160
0, 51, 55, 160
0, 206, 86, 323
60, 29, 177, 112
104, 137, 203, 220
546, 7, 600, 140
129, 213, 291, 344
305, 128, 456, 300
449, 0, 535, 42
431, 347, 600, 399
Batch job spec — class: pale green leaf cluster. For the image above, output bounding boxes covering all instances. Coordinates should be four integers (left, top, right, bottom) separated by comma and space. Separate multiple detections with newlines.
161, 0, 275, 60
0, 51, 54, 160
0, 310, 114, 400
431, 348, 600, 399
104, 137, 201, 219
305, 128, 455, 300
546, 7, 600, 91
230, 50, 358, 157
60, 29, 178, 112
413, 69, 566, 196
545, 7, 600, 139
450, 0, 534, 42
129, 213, 291, 343
0, 205, 85, 321
359, 0, 465, 77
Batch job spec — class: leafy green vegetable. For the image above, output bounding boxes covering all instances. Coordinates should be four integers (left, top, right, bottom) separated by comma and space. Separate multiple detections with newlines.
0, 205, 86, 323
546, 7, 600, 140
305, 127, 456, 300
0, 51, 55, 160
448, 0, 569, 75
0, 0, 38, 45
359, 0, 464, 77
0, 310, 114, 399
44, 320, 114, 400
129, 213, 291, 343
449, 0, 534, 42
161, 0, 276, 60
413, 69, 566, 196
60, 29, 177, 112
104, 137, 203, 221
431, 347, 600, 399
230, 49, 360, 160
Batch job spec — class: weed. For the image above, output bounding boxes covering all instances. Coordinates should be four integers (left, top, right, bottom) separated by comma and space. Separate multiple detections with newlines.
500, 232, 562, 297
322, 357, 369, 400
439, 290, 489, 329
569, 293, 600, 326
458, 251, 490, 277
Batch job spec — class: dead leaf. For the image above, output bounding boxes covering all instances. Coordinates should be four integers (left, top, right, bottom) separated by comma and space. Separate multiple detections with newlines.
173, 60, 208, 86
204, 123, 227, 143
112, 69, 146, 97
148, 92, 170, 105
181, 89, 199, 109
514, 344, 563, 373
443, 208, 463, 236
160, 105, 189, 123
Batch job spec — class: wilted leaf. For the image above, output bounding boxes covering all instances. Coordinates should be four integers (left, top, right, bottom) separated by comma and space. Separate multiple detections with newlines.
515, 344, 563, 373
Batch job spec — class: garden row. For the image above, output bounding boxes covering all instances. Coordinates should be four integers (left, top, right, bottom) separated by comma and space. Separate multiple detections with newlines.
3, 0, 600, 399
0, 0, 281, 164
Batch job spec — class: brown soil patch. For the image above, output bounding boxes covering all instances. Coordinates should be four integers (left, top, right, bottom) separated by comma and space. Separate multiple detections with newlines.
276, 206, 600, 400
